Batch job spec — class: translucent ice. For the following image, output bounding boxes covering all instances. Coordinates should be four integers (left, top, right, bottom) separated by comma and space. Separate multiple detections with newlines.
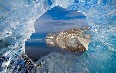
0, 0, 116, 73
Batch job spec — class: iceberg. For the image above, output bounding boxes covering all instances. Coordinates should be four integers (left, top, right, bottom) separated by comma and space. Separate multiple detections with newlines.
0, 0, 115, 73
46, 27, 90, 52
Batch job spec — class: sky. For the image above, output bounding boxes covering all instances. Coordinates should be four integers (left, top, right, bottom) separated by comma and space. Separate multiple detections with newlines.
34, 6, 88, 34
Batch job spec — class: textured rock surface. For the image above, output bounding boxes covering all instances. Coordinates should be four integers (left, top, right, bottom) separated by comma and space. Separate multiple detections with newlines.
46, 27, 90, 52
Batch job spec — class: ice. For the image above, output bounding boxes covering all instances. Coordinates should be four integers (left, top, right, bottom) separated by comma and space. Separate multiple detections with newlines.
36, 52, 90, 73
0, 0, 116, 73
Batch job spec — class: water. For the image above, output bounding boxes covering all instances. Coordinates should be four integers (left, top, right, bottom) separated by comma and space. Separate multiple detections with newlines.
25, 33, 84, 62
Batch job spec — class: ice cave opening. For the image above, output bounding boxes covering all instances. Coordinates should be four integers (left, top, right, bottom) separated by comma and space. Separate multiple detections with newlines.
25, 6, 89, 61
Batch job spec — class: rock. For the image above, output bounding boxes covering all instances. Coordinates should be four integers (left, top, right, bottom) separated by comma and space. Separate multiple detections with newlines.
46, 27, 90, 52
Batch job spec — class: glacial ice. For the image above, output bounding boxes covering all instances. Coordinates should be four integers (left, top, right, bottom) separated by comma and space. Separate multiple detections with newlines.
0, 0, 116, 73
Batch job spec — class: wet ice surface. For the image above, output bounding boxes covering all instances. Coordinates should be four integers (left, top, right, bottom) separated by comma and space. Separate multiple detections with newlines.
0, 0, 116, 73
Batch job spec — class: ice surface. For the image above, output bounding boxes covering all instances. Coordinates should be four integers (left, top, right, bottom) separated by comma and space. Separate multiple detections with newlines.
0, 0, 116, 73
